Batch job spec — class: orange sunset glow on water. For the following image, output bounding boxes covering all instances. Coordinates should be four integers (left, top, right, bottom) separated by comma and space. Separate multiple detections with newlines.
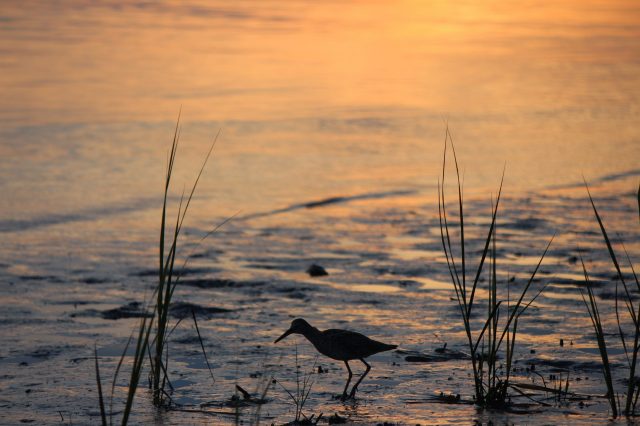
0, 1, 639, 424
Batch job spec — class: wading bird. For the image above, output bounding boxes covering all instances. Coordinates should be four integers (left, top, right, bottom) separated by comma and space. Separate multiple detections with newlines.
274, 318, 397, 400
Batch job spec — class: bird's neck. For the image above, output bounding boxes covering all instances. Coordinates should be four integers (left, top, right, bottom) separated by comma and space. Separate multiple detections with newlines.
300, 326, 322, 345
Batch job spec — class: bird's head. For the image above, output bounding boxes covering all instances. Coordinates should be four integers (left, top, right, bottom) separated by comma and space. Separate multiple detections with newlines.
274, 318, 312, 343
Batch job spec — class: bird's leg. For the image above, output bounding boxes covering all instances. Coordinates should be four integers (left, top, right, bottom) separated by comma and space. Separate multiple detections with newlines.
341, 361, 353, 401
349, 358, 371, 399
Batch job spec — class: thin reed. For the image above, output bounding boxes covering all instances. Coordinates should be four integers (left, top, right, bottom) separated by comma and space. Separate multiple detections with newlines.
438, 128, 553, 407
578, 182, 640, 417
275, 349, 318, 425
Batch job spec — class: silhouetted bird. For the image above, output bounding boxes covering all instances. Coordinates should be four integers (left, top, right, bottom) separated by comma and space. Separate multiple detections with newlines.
274, 318, 397, 400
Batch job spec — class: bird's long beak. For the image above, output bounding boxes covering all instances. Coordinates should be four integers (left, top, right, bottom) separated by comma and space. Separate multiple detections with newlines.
274, 328, 293, 344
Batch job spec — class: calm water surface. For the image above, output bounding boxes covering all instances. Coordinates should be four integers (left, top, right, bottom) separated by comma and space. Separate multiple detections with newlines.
0, 1, 639, 424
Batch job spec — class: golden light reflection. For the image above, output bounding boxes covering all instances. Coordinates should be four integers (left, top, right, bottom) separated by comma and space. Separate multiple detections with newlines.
1, 0, 638, 125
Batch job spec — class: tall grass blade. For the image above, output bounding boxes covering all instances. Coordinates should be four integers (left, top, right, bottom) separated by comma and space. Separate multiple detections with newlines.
122, 313, 153, 425
446, 127, 466, 297
585, 181, 636, 296
440, 138, 463, 293
496, 235, 554, 350
192, 309, 216, 387
109, 334, 132, 426
579, 255, 617, 417
94, 344, 107, 426
467, 169, 504, 317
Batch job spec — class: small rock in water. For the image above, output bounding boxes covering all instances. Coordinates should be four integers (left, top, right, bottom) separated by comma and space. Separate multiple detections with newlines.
306, 264, 328, 277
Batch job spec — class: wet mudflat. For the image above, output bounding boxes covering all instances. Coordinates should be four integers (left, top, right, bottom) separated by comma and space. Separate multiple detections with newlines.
1, 174, 638, 425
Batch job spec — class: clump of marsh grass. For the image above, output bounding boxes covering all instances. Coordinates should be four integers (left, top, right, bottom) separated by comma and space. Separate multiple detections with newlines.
95, 116, 220, 424
150, 118, 218, 405
275, 348, 320, 425
578, 182, 639, 417
438, 129, 553, 407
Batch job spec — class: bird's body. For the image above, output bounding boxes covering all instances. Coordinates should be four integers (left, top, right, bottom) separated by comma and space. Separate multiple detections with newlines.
300, 327, 396, 361
274, 318, 397, 400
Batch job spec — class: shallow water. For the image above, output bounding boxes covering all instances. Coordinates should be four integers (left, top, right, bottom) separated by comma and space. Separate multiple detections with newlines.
2, 181, 639, 425
1, 1, 640, 425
